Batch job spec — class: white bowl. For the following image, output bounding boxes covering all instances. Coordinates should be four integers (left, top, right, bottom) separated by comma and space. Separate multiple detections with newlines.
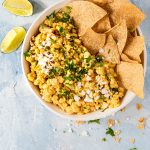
21, 0, 147, 121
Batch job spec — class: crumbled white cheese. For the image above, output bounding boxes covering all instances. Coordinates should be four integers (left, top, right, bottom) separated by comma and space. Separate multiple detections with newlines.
46, 37, 51, 41
81, 90, 85, 96
42, 41, 46, 46
101, 88, 108, 95
94, 95, 100, 100
38, 52, 54, 74
77, 82, 82, 88
84, 95, 93, 102
51, 35, 56, 40
74, 95, 80, 102
99, 48, 104, 53
104, 93, 110, 98
86, 75, 91, 81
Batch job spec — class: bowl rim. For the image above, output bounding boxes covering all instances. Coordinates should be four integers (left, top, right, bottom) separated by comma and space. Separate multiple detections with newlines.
21, 0, 147, 121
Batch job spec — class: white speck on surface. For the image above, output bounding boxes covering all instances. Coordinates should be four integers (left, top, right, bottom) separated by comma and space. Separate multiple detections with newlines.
68, 128, 73, 133
80, 130, 89, 136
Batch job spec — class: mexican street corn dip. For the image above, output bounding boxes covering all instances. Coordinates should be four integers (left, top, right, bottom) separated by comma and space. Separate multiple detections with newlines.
25, 6, 125, 115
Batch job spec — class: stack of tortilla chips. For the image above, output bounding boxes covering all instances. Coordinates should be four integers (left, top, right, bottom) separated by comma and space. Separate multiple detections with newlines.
68, 0, 145, 99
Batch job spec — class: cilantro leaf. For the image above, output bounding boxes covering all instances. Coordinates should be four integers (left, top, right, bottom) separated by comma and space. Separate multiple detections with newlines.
88, 119, 100, 124
101, 138, 107, 142
106, 128, 115, 136
130, 148, 137, 150
24, 51, 31, 57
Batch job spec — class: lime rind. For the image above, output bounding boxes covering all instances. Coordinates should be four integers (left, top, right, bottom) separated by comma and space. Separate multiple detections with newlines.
0, 27, 26, 54
2, 0, 33, 16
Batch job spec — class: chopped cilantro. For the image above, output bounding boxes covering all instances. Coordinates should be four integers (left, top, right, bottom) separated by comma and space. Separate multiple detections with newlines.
85, 57, 91, 63
45, 46, 50, 51
79, 69, 87, 75
24, 51, 31, 57
98, 61, 104, 67
101, 138, 107, 142
64, 76, 74, 81
130, 148, 137, 150
57, 26, 66, 36
88, 119, 100, 124
59, 89, 69, 97
95, 55, 103, 62
106, 128, 115, 136
65, 61, 77, 71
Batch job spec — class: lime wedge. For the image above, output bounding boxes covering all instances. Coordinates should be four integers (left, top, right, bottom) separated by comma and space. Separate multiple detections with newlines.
2, 0, 33, 16
0, 27, 26, 54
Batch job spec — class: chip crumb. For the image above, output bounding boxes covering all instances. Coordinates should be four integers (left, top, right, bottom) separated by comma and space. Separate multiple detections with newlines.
108, 119, 115, 127
114, 130, 121, 135
136, 103, 142, 110
130, 138, 135, 144
137, 123, 145, 130
120, 107, 126, 112
138, 117, 145, 123
75, 120, 86, 125
115, 137, 121, 143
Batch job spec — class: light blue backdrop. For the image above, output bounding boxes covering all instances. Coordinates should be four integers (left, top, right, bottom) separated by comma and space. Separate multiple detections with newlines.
0, 0, 150, 150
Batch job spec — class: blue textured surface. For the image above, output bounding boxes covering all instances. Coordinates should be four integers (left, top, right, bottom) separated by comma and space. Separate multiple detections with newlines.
0, 0, 150, 150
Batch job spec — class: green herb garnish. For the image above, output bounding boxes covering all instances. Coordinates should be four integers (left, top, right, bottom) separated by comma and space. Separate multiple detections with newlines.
88, 119, 100, 124
57, 26, 66, 36
85, 57, 91, 63
59, 89, 69, 97
24, 51, 31, 57
130, 148, 137, 150
95, 55, 103, 62
101, 138, 107, 142
106, 128, 115, 136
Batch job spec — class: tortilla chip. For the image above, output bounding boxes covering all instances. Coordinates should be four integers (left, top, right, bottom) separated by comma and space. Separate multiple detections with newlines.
130, 30, 138, 37
123, 36, 144, 63
86, 0, 113, 7
68, 1, 107, 36
99, 34, 120, 64
92, 16, 111, 33
108, 1, 145, 31
81, 28, 106, 55
117, 61, 144, 98
105, 20, 127, 54
121, 54, 139, 64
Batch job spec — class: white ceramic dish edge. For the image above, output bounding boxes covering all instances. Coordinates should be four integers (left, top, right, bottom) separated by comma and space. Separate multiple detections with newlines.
21, 0, 147, 121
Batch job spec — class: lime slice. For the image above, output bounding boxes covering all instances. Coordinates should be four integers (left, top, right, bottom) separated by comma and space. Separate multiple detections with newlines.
0, 27, 26, 54
2, 0, 33, 16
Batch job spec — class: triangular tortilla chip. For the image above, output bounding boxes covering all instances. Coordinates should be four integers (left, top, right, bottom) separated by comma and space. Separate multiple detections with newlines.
86, 0, 113, 7
121, 54, 139, 64
68, 1, 107, 36
123, 36, 144, 63
117, 61, 144, 98
105, 20, 127, 54
108, 1, 145, 31
99, 34, 120, 64
81, 28, 106, 55
92, 16, 111, 33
